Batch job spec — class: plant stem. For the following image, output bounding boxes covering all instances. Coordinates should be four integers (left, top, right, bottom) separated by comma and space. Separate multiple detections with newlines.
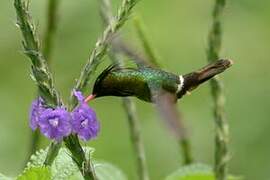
207, 0, 229, 180
26, 0, 61, 164
111, 53, 150, 180
43, 0, 60, 62
27, 130, 41, 161
134, 19, 193, 165
44, 141, 62, 166
14, 0, 61, 107
133, 18, 160, 67
179, 138, 193, 165
99, 1, 149, 179
59, 0, 140, 178
122, 97, 149, 180
71, 0, 139, 103
14, 2, 95, 179
14, 0, 62, 166
15, 0, 63, 167
64, 135, 97, 180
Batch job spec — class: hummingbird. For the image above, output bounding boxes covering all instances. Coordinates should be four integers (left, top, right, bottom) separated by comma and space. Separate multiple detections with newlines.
92, 59, 233, 103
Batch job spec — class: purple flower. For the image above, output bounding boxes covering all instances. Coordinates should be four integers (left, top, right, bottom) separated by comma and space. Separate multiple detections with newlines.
29, 98, 44, 130
72, 90, 100, 141
39, 107, 72, 141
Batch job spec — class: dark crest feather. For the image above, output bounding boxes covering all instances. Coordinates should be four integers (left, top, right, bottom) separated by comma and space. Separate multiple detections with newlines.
93, 64, 117, 94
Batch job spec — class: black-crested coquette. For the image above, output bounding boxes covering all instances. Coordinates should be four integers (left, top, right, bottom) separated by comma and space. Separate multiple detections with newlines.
92, 59, 233, 102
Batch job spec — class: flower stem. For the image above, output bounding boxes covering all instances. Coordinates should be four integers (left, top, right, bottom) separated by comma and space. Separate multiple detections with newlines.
14, 0, 63, 166
43, 0, 60, 62
26, 0, 61, 165
179, 138, 193, 165
133, 18, 160, 67
14, 0, 61, 107
14, 2, 96, 179
111, 53, 150, 180
122, 97, 149, 180
70, 0, 139, 103
62, 0, 139, 178
64, 135, 97, 180
134, 19, 193, 165
207, 0, 229, 180
44, 141, 62, 166
99, 2, 149, 179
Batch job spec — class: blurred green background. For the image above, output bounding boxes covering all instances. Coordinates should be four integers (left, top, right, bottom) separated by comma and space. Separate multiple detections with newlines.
0, 0, 269, 179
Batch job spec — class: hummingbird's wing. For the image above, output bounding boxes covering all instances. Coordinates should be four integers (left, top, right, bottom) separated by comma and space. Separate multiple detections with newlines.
148, 83, 187, 140
111, 38, 154, 69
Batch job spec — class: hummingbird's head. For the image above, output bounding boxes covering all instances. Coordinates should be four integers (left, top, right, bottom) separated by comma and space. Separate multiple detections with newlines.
177, 59, 233, 98
92, 65, 116, 98
92, 65, 139, 98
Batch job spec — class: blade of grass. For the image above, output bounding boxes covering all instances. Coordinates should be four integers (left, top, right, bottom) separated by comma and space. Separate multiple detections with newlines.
207, 0, 230, 180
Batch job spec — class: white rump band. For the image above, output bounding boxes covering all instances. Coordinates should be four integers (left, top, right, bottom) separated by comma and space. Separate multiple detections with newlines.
177, 75, 184, 93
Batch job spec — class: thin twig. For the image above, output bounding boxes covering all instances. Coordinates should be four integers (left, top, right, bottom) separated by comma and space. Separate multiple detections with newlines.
207, 0, 229, 180
99, 1, 149, 180
134, 19, 193, 165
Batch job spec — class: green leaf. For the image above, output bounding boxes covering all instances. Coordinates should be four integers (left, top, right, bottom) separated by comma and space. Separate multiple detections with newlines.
68, 161, 127, 180
95, 161, 127, 180
27, 147, 94, 179
165, 164, 242, 180
27, 147, 127, 180
17, 167, 51, 180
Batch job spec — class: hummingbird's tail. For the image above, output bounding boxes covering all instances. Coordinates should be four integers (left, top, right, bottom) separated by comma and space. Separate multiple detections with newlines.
177, 59, 233, 98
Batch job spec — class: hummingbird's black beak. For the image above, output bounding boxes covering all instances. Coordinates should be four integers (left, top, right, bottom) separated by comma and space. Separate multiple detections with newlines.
177, 59, 233, 98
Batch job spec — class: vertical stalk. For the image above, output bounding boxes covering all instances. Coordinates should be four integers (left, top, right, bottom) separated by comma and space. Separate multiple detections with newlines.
27, 0, 61, 164
99, 1, 149, 179
134, 19, 193, 165
43, 0, 60, 62
64, 135, 97, 180
65, 0, 140, 179
111, 52, 150, 180
14, 1, 95, 179
70, 0, 139, 101
122, 97, 149, 180
179, 138, 193, 165
14, 0, 62, 168
44, 141, 62, 166
133, 18, 160, 67
207, 0, 229, 180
